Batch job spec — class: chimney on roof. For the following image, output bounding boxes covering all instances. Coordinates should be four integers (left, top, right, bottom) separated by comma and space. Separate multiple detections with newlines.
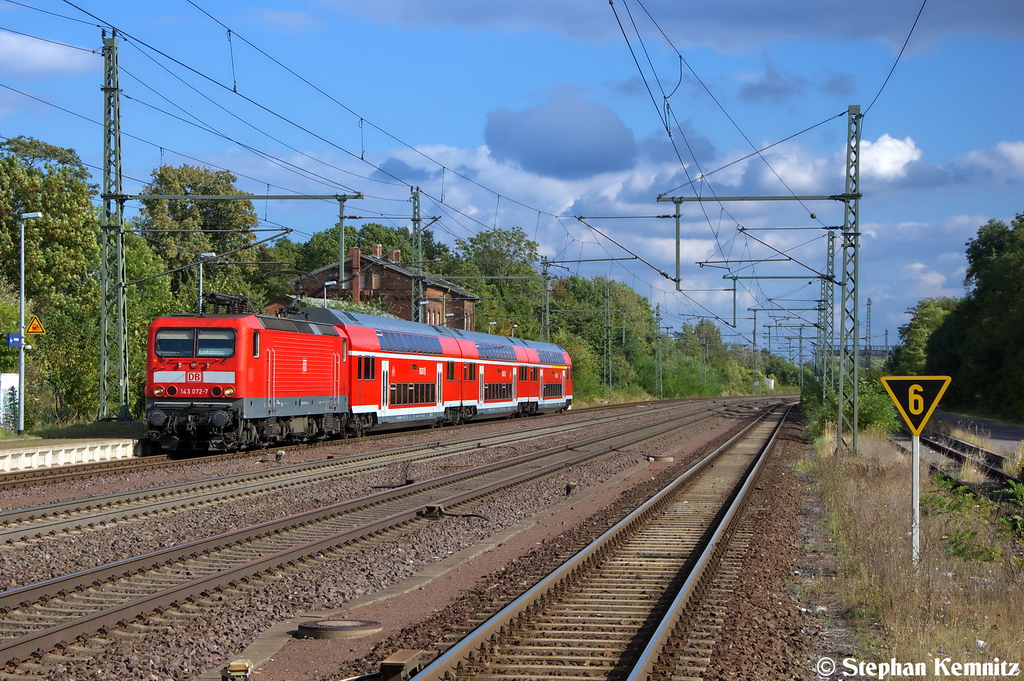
372, 243, 383, 258
387, 249, 401, 263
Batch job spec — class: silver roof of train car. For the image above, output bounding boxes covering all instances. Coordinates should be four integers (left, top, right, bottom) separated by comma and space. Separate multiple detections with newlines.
292, 307, 568, 355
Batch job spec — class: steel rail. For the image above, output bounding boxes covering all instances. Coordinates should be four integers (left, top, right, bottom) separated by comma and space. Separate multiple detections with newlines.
412, 404, 789, 680
626, 405, 790, 680
0, 399, 698, 492
0, 401, 765, 668
0, 400, 711, 544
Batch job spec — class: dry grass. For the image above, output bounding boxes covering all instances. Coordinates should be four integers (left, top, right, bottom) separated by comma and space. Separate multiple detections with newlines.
949, 424, 996, 453
806, 430, 1024, 664
1006, 442, 1024, 478
957, 458, 989, 484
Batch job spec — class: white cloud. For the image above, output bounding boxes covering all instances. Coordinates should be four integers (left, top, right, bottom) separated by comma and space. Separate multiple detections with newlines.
0, 32, 97, 77
901, 262, 946, 288
961, 141, 1024, 177
860, 134, 922, 181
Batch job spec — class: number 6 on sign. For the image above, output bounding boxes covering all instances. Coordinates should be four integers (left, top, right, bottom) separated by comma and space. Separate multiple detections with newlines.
908, 384, 924, 415
880, 376, 951, 435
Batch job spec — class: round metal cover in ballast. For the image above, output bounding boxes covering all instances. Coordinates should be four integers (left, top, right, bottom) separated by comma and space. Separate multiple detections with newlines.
295, 618, 382, 639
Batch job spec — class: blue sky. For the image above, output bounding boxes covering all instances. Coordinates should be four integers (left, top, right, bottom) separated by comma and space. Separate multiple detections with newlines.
1, 0, 1022, 359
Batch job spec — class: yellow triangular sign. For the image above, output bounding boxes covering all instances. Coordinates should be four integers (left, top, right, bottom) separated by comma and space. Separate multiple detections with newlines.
26, 316, 45, 335
880, 376, 950, 436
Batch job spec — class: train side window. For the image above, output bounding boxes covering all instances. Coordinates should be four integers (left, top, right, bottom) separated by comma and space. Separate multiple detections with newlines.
447, 360, 455, 381
252, 331, 260, 358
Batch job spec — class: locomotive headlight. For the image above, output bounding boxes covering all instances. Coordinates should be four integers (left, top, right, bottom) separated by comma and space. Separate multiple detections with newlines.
153, 386, 164, 396
224, 386, 235, 396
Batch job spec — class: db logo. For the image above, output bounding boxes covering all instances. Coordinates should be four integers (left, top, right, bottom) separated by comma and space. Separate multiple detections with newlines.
186, 371, 202, 382
302, 358, 308, 373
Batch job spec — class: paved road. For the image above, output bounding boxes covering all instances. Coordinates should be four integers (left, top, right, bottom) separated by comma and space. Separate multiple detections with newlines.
930, 410, 1024, 455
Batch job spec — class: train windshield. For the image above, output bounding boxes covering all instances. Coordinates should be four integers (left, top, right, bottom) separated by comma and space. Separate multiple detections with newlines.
197, 329, 235, 357
155, 328, 236, 358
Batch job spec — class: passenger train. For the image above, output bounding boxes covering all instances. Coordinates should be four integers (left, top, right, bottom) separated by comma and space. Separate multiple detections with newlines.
145, 306, 573, 451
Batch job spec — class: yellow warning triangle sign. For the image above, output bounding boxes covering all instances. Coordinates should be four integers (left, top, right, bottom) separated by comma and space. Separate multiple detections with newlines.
880, 376, 950, 436
26, 316, 45, 335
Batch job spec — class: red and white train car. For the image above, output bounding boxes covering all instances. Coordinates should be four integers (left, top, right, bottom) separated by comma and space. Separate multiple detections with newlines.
145, 307, 572, 451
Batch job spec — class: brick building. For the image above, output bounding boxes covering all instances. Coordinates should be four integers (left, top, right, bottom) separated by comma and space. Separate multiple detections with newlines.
269, 244, 477, 329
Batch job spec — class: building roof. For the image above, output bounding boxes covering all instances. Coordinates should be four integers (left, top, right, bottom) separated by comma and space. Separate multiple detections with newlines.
298, 253, 478, 300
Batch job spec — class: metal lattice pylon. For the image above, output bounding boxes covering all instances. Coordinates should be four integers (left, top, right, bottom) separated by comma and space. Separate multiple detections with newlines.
98, 31, 130, 421
837, 105, 863, 454
817, 231, 836, 397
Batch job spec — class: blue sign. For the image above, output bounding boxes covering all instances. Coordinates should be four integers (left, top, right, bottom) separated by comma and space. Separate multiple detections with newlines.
6, 333, 22, 348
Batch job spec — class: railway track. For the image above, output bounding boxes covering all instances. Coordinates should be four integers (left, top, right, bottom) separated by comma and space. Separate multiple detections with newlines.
411, 405, 790, 681
0, 400, 776, 672
922, 432, 1020, 484
0, 401, 741, 546
894, 430, 1021, 489
0, 400, 703, 493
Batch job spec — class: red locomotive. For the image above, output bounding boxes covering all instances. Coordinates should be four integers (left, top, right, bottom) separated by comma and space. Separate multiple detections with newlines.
145, 307, 573, 451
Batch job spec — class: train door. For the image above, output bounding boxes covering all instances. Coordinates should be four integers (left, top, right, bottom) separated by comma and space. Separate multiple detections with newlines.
561, 367, 567, 401
267, 348, 277, 414
479, 365, 485, 403
330, 352, 341, 412
539, 368, 544, 400
380, 359, 390, 417
436, 363, 443, 409
513, 365, 518, 402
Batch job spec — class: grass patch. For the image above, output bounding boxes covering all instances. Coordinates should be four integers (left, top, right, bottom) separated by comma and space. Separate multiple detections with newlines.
807, 430, 1024, 663
948, 424, 996, 453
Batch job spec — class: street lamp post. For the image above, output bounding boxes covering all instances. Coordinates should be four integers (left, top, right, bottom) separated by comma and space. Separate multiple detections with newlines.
511, 324, 518, 338
488, 321, 496, 334
198, 253, 215, 314
323, 281, 337, 307
18, 212, 42, 436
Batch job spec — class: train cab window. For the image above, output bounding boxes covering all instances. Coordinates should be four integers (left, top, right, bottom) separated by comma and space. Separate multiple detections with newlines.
252, 331, 260, 358
197, 329, 236, 357
342, 338, 348, 362
155, 329, 194, 357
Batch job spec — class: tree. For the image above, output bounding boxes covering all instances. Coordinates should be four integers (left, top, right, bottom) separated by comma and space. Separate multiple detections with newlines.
0, 137, 102, 426
926, 214, 1024, 418
888, 297, 960, 375
450, 227, 540, 335
0, 138, 100, 315
132, 165, 270, 307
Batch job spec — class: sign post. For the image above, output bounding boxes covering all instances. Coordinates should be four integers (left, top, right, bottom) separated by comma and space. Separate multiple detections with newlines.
880, 376, 951, 565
